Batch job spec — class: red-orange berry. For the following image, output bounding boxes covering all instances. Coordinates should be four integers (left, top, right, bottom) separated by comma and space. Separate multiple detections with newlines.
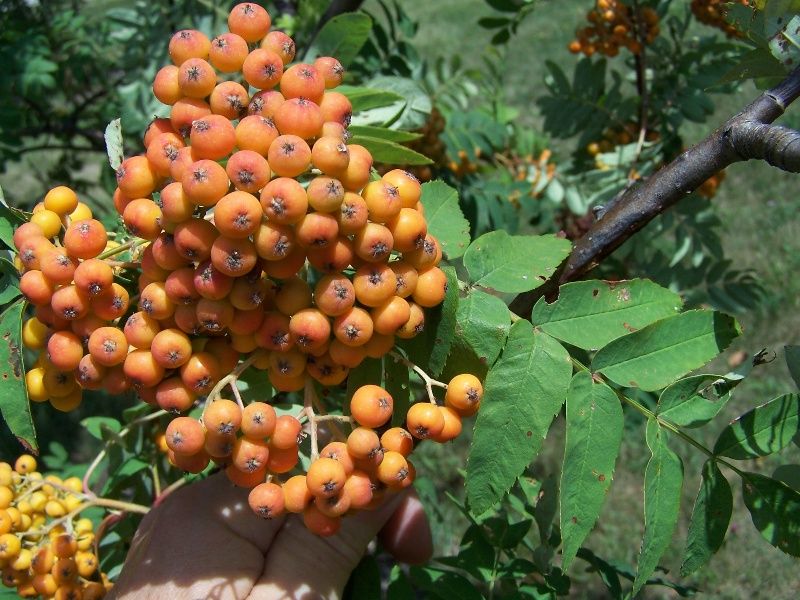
228, 2, 272, 42
248, 482, 285, 519
406, 402, 445, 440
350, 384, 393, 428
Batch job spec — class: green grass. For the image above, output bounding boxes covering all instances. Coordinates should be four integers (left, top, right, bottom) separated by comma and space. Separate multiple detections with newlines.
390, 0, 800, 596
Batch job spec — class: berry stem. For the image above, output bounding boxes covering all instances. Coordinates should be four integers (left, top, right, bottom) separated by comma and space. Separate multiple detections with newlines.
83, 409, 169, 498
389, 351, 447, 404
569, 357, 746, 477
304, 378, 319, 462
96, 238, 145, 260
202, 354, 258, 419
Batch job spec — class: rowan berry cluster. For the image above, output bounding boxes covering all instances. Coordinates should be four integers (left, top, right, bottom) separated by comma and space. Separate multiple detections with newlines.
568, 0, 659, 57
13, 2, 484, 536
16, 2, 447, 410
0, 457, 110, 599
690, 0, 749, 38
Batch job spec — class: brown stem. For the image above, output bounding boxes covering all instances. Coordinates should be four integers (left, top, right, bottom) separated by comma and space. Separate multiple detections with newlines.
511, 65, 800, 316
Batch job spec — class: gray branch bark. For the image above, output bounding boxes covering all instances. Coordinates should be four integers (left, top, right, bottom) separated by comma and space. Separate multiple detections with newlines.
510, 66, 800, 317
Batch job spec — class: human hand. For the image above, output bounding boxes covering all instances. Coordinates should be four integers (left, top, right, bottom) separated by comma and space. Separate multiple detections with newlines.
108, 472, 432, 599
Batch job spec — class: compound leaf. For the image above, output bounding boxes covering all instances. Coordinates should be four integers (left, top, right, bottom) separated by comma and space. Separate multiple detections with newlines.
714, 393, 800, 459
304, 12, 372, 67
633, 420, 683, 595
466, 322, 571, 515
681, 460, 733, 576
531, 279, 682, 351
0, 299, 36, 452
560, 371, 623, 569
741, 471, 800, 556
464, 230, 571, 293
420, 181, 470, 259
592, 310, 741, 391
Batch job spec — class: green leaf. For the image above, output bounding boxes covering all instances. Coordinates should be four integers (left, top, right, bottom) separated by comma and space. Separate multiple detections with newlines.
773, 464, 800, 491
681, 460, 733, 576
576, 548, 623, 599
560, 371, 623, 569
348, 125, 421, 143
531, 279, 682, 351
714, 393, 800, 459
784, 345, 800, 390
463, 231, 572, 293
387, 564, 415, 600
633, 420, 683, 596
592, 310, 741, 391
657, 374, 740, 428
0, 258, 21, 306
741, 472, 800, 556
466, 322, 571, 515
305, 13, 372, 67
104, 118, 123, 170
81, 416, 122, 441
419, 181, 471, 260
385, 354, 411, 427
343, 554, 381, 599
355, 76, 431, 130
0, 299, 36, 452
452, 289, 511, 370
768, 14, 800, 69
398, 266, 458, 377
336, 85, 404, 112
348, 134, 432, 165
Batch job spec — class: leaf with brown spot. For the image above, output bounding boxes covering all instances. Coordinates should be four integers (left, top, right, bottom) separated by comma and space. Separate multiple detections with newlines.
560, 371, 623, 569
0, 299, 37, 452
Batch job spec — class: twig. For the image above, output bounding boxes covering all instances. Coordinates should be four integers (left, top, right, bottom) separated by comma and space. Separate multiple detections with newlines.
83, 410, 168, 497
304, 379, 319, 461
511, 65, 800, 316
389, 351, 447, 404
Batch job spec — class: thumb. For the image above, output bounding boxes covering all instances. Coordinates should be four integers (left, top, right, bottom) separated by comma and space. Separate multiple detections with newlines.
248, 488, 417, 599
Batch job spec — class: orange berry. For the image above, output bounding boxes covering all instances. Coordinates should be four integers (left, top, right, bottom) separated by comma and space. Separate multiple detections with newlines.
116, 155, 158, 199
306, 457, 347, 498
226, 150, 271, 194
63, 219, 107, 260
406, 402, 445, 440
261, 30, 296, 64
165, 416, 205, 455
123, 350, 166, 388
169, 29, 211, 65
314, 57, 345, 88
303, 503, 340, 536
248, 482, 285, 519
274, 97, 323, 140
432, 406, 463, 442
376, 450, 410, 488
241, 402, 277, 439
267, 134, 311, 178
445, 373, 483, 414
242, 48, 284, 89
177, 57, 217, 98
209, 32, 249, 73
228, 2, 272, 42
280, 63, 324, 104
350, 384, 393, 428
283, 475, 312, 513
270, 415, 301, 449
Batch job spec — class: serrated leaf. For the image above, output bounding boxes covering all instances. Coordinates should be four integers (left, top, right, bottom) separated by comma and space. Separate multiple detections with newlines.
452, 289, 510, 368
464, 231, 572, 293
785, 345, 800, 390
398, 266, 458, 377
104, 118, 123, 170
337, 85, 404, 112
347, 125, 421, 143
0, 299, 36, 452
349, 134, 432, 165
385, 354, 411, 427
305, 12, 372, 67
531, 279, 682, 351
714, 393, 800, 459
419, 181, 470, 259
657, 374, 740, 428
633, 420, 683, 595
592, 310, 741, 391
681, 460, 733, 576
560, 371, 623, 569
741, 472, 800, 556
466, 322, 571, 515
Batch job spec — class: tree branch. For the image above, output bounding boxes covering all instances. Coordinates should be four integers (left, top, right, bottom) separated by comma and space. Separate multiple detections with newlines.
510, 65, 800, 317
